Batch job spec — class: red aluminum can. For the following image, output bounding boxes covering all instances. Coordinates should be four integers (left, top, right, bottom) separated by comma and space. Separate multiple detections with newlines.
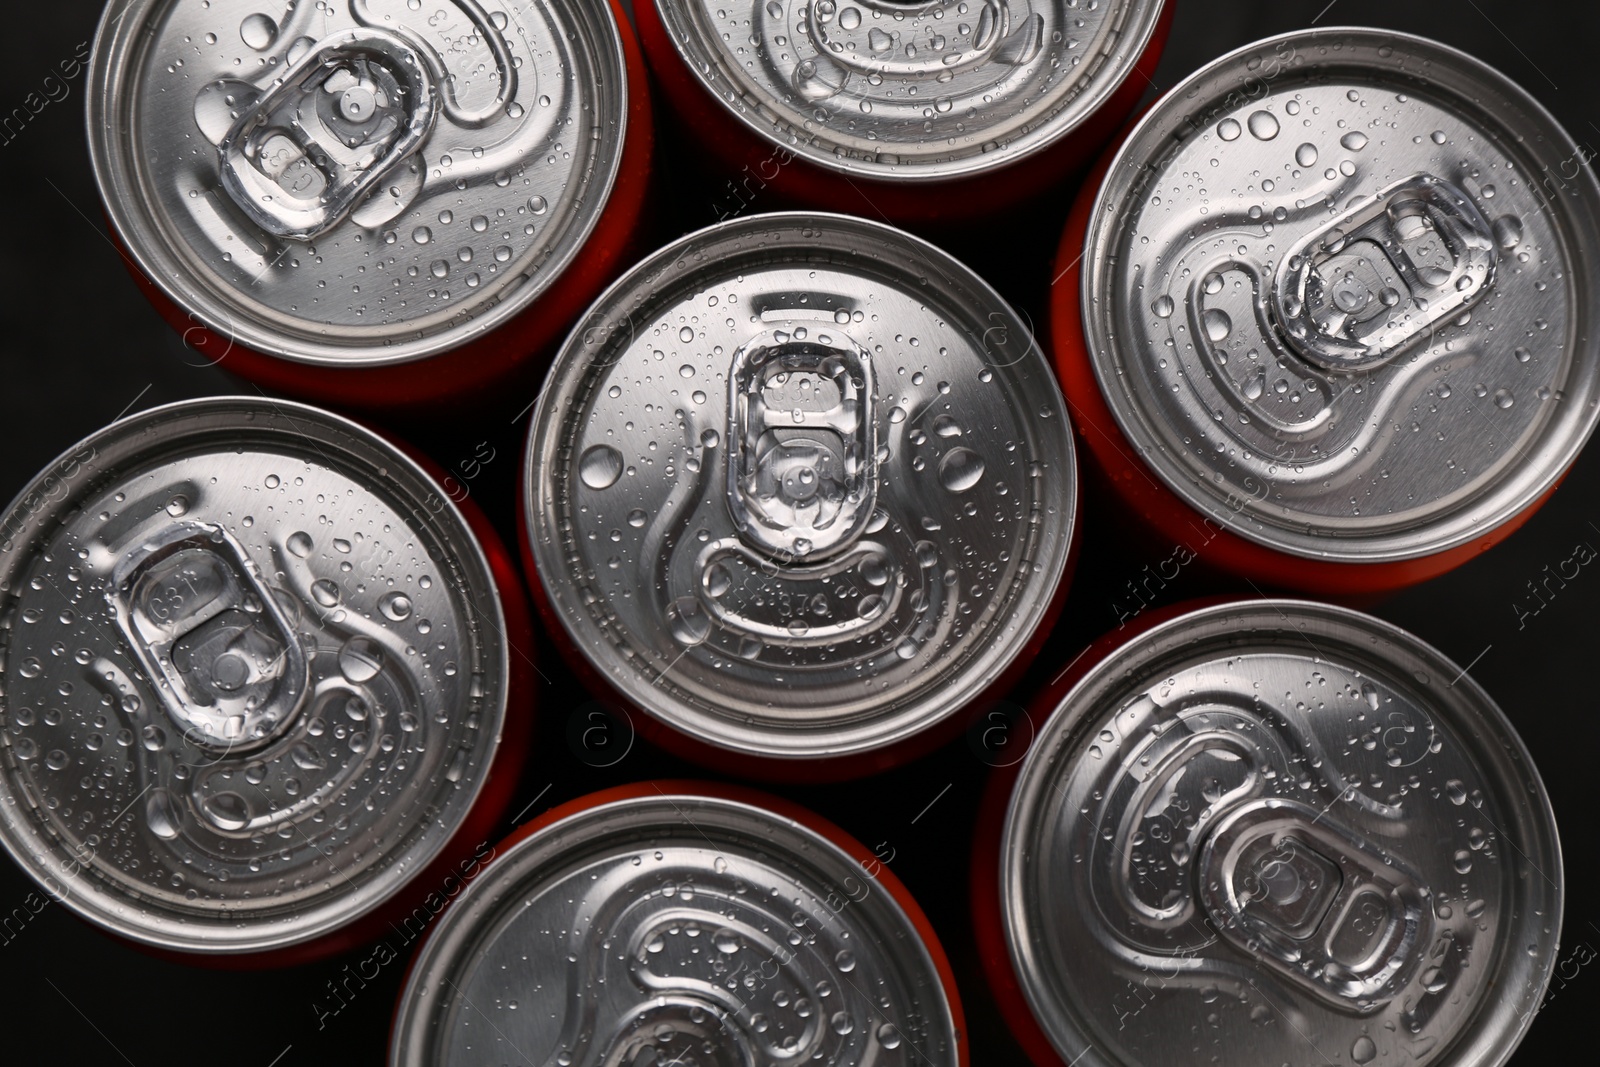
86, 0, 652, 412
521, 212, 1079, 780
635, 0, 1171, 225
973, 598, 1562, 1067
1052, 28, 1600, 597
389, 780, 968, 1066
0, 397, 535, 966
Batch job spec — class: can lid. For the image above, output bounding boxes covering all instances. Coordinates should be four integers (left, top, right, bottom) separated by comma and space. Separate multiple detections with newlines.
1003, 600, 1562, 1067
389, 789, 961, 1066
1083, 29, 1600, 562
0, 398, 508, 953
651, 0, 1166, 183
87, 0, 629, 367
526, 212, 1076, 760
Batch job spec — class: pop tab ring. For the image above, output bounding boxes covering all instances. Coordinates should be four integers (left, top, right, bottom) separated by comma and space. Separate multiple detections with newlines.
525, 212, 1076, 764
1001, 600, 1562, 1067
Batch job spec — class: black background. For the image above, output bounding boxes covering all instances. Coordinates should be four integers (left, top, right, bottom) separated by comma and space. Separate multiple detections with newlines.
2, 1, 1597, 1064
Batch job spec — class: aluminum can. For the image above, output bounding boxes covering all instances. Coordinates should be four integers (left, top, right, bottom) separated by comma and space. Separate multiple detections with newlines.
1053, 28, 1600, 596
388, 780, 966, 1066
636, 0, 1171, 224
0, 397, 534, 963
977, 598, 1561, 1067
87, 0, 652, 411
523, 212, 1077, 778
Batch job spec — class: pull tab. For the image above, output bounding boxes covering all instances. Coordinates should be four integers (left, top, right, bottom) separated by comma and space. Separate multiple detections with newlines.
727, 331, 877, 560
1272, 175, 1498, 371
1199, 799, 1431, 1011
218, 28, 437, 241
111, 523, 309, 752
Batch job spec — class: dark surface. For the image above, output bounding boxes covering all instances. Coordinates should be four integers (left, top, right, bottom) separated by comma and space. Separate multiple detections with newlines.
2, 1, 1597, 1064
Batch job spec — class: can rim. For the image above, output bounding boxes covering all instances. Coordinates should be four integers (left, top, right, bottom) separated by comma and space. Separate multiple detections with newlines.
1081, 26, 1600, 563
85, 0, 631, 368
1001, 597, 1564, 1067
387, 782, 966, 1067
0, 395, 510, 954
650, 0, 1168, 184
524, 209, 1077, 760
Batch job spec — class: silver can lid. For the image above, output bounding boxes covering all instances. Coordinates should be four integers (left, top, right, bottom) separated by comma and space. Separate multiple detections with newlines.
0, 398, 508, 954
1003, 600, 1561, 1067
87, 0, 630, 367
651, 0, 1166, 182
1082, 29, 1600, 561
389, 789, 961, 1066
526, 212, 1076, 760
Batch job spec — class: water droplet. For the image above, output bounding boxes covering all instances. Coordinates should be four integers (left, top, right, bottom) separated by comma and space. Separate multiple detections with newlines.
895, 637, 919, 660
1431, 130, 1448, 145
202, 791, 251, 831
1493, 215, 1523, 250
932, 414, 962, 438
1295, 142, 1319, 167
141, 724, 167, 751
1351, 1036, 1377, 1064
166, 495, 190, 517
877, 1023, 902, 1050
1340, 131, 1370, 151
578, 445, 624, 490
1152, 294, 1175, 318
1494, 388, 1514, 409
868, 27, 893, 53
379, 591, 413, 621
937, 448, 986, 493
1247, 111, 1280, 140
915, 541, 938, 568
831, 1011, 855, 1036
338, 636, 383, 683
714, 929, 740, 953
679, 325, 696, 343
240, 13, 278, 51
1453, 850, 1473, 874
311, 579, 341, 608
1217, 118, 1242, 141
858, 594, 886, 620
668, 597, 712, 646
146, 788, 181, 839
287, 531, 314, 558
704, 563, 732, 598
1202, 308, 1233, 342
44, 749, 69, 771
1243, 369, 1265, 400
291, 741, 328, 770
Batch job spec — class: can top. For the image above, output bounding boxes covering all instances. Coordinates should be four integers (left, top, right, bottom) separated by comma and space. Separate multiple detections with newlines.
0, 398, 508, 954
389, 788, 961, 1066
526, 212, 1075, 760
652, 0, 1166, 183
1083, 28, 1600, 562
88, 0, 629, 367
1003, 600, 1561, 1067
